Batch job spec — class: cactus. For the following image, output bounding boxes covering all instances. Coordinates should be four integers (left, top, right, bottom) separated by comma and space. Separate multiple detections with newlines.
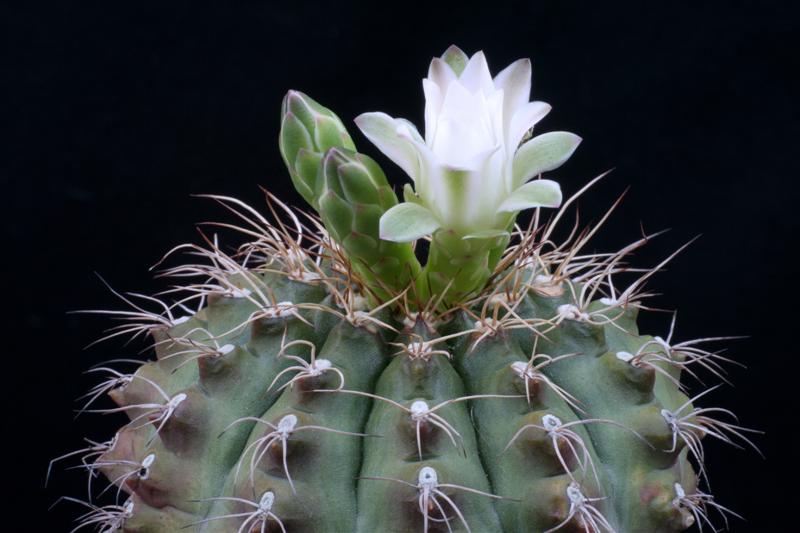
50, 45, 760, 532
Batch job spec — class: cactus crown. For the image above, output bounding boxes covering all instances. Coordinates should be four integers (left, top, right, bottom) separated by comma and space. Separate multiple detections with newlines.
50, 45, 760, 533
279, 45, 583, 308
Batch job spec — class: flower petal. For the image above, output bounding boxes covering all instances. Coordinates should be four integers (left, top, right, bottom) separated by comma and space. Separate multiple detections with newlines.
423, 152, 503, 232
508, 101, 552, 152
396, 117, 426, 144
428, 57, 457, 92
497, 179, 562, 213
423, 78, 443, 145
459, 51, 494, 94
433, 82, 497, 168
427, 165, 469, 226
493, 58, 532, 125
512, 131, 582, 186
354, 112, 420, 178
379, 202, 441, 242
441, 45, 469, 76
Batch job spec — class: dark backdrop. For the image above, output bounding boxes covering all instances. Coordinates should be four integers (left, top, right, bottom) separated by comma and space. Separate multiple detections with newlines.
3, 1, 797, 530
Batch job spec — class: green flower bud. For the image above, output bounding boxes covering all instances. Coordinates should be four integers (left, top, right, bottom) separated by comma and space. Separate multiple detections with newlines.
278, 91, 355, 208
317, 147, 420, 296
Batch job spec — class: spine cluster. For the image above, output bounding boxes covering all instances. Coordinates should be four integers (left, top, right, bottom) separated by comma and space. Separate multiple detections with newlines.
49, 190, 758, 532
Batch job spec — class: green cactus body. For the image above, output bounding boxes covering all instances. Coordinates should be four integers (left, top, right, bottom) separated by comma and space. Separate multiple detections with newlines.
451, 320, 606, 531
355, 328, 502, 533
54, 46, 757, 533
68, 253, 746, 532
202, 320, 389, 532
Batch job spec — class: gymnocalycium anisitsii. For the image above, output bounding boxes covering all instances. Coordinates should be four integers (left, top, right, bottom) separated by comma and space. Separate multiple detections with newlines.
50, 45, 759, 533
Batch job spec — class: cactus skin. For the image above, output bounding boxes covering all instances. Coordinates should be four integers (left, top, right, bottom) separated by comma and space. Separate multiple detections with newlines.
204, 320, 390, 532
54, 55, 757, 533
450, 290, 699, 532
58, 209, 753, 532
356, 331, 502, 533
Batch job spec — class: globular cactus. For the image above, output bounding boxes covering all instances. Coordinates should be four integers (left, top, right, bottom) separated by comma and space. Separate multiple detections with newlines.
51, 45, 760, 532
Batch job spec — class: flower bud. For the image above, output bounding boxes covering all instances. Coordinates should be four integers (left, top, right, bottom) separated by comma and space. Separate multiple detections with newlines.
315, 147, 420, 293
278, 91, 355, 208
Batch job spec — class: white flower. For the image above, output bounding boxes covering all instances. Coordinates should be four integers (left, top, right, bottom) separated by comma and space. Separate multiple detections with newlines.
355, 45, 581, 242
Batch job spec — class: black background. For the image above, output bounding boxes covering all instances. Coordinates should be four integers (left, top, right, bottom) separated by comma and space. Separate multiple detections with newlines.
3, 1, 797, 530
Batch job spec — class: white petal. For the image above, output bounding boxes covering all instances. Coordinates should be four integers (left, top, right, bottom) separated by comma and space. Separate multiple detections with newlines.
493, 58, 532, 123
422, 164, 465, 225
379, 202, 441, 242
459, 51, 494, 94
422, 78, 443, 144
402, 133, 439, 211
508, 101, 551, 152
439, 78, 476, 118
434, 82, 496, 167
512, 131, 582, 186
497, 179, 562, 213
486, 88, 506, 147
440, 45, 469, 75
423, 154, 500, 231
395, 118, 425, 144
354, 112, 420, 178
428, 57, 457, 92
459, 144, 501, 172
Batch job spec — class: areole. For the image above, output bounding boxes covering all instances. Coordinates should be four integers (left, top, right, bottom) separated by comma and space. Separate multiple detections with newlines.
50, 45, 759, 532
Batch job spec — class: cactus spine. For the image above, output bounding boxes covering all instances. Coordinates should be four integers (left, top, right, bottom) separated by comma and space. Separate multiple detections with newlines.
51, 46, 759, 532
